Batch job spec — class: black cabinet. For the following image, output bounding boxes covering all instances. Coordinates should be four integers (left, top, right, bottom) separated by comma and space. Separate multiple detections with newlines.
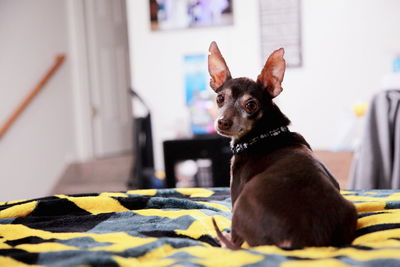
163, 134, 231, 188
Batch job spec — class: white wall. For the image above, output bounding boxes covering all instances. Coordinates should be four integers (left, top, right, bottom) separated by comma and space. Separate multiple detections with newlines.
0, 0, 76, 201
283, 0, 400, 149
127, 0, 400, 171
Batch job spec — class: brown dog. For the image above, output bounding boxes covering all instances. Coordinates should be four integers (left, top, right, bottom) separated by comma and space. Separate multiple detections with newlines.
208, 41, 357, 249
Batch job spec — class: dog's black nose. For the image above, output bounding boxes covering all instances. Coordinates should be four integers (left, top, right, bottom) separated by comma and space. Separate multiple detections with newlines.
218, 118, 233, 130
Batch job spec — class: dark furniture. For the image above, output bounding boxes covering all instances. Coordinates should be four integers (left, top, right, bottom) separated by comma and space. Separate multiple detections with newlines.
163, 134, 231, 188
128, 89, 156, 189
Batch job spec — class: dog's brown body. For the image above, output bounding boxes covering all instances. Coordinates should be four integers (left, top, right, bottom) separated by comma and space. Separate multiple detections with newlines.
208, 42, 357, 249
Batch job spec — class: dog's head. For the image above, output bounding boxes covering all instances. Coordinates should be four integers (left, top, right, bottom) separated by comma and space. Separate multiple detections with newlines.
208, 41, 287, 139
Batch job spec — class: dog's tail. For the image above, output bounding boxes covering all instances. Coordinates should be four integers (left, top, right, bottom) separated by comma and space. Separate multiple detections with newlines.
211, 217, 241, 250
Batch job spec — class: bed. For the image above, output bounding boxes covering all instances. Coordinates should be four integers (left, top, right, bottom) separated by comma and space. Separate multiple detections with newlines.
1, 188, 400, 266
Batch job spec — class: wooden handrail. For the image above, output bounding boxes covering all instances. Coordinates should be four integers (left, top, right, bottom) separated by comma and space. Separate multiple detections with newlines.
0, 54, 66, 139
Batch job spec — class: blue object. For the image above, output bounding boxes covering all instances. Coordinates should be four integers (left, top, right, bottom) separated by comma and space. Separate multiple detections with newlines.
393, 56, 400, 72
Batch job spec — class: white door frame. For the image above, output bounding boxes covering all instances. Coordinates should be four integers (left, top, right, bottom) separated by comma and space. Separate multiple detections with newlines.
67, 0, 95, 161
84, 0, 133, 157
66, 0, 133, 161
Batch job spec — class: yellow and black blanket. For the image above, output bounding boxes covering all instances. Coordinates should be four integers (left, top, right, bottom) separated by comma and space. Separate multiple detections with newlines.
1, 188, 400, 266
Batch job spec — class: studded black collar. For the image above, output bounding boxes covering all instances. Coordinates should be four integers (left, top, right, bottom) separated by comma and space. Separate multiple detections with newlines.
231, 126, 290, 154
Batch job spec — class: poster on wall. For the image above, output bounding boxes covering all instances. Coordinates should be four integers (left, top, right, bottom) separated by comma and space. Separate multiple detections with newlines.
183, 54, 216, 135
149, 0, 234, 31
259, 0, 302, 67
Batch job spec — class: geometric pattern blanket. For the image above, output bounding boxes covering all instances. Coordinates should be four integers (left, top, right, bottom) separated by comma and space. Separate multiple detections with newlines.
1, 188, 400, 266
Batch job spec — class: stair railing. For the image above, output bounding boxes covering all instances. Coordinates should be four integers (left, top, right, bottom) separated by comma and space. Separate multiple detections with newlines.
0, 54, 66, 139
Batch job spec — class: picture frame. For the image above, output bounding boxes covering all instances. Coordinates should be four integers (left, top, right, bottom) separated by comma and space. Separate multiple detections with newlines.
150, 0, 234, 31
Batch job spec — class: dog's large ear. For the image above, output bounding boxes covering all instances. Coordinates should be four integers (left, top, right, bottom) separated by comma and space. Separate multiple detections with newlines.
208, 41, 231, 91
257, 48, 286, 98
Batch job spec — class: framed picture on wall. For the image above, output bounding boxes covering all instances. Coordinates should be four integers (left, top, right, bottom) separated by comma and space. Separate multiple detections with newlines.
149, 0, 234, 31
259, 0, 302, 67
183, 54, 216, 135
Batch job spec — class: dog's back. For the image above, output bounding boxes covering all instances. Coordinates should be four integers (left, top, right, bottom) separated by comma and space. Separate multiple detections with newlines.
231, 135, 357, 247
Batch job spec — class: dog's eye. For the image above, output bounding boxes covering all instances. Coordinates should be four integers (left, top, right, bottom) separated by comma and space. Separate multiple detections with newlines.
245, 101, 258, 113
216, 94, 224, 105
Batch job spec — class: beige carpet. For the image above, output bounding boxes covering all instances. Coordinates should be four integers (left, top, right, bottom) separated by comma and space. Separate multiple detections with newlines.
51, 154, 133, 195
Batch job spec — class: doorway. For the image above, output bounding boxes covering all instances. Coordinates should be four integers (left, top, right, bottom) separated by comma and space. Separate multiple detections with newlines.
69, 0, 133, 160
